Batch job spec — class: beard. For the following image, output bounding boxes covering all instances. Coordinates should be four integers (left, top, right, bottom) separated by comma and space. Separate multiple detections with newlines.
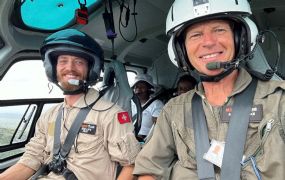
56, 71, 87, 91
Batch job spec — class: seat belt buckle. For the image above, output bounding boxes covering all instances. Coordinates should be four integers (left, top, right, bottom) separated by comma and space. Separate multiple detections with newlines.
48, 153, 67, 175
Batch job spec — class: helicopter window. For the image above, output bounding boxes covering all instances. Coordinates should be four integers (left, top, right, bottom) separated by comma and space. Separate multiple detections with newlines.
0, 60, 63, 100
14, 0, 101, 31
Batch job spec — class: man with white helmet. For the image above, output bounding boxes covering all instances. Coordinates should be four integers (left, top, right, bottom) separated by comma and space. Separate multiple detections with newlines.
0, 29, 141, 180
134, 0, 285, 179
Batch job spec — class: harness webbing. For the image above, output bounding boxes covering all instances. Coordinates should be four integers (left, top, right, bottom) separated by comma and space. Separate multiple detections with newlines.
31, 101, 97, 180
53, 104, 92, 159
191, 78, 257, 180
221, 79, 257, 180
192, 95, 215, 180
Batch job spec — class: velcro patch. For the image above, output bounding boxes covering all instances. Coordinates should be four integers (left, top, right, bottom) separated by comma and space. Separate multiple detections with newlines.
79, 123, 96, 135
221, 104, 263, 123
118, 112, 131, 124
48, 122, 55, 136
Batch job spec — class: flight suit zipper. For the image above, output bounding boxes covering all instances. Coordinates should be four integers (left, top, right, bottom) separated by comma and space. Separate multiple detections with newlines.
241, 119, 275, 180
241, 119, 274, 166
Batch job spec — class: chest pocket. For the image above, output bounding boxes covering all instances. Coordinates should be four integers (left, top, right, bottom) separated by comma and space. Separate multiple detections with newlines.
172, 122, 197, 169
75, 123, 103, 153
242, 113, 278, 167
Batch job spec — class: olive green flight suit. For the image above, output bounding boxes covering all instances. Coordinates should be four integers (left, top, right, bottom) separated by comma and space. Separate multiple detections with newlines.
134, 68, 285, 180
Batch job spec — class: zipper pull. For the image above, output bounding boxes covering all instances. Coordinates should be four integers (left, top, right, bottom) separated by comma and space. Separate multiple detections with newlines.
265, 119, 274, 132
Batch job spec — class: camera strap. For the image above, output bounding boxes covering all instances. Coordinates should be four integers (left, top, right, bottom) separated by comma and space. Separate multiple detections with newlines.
191, 78, 257, 180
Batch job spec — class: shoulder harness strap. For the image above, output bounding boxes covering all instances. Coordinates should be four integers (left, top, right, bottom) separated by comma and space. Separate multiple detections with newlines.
32, 92, 103, 179
192, 78, 258, 180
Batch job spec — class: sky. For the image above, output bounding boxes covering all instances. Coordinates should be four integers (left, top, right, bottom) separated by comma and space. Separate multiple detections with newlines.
0, 60, 63, 99
0, 60, 136, 100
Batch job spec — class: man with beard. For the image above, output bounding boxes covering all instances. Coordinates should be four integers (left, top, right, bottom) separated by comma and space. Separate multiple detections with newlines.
0, 29, 141, 180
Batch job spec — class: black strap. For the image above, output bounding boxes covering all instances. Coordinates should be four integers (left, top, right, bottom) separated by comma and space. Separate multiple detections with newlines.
221, 79, 257, 180
192, 78, 257, 180
32, 91, 104, 179
53, 105, 92, 158
53, 105, 63, 156
32, 103, 95, 179
132, 94, 142, 137
62, 168, 78, 180
31, 164, 49, 180
192, 94, 215, 180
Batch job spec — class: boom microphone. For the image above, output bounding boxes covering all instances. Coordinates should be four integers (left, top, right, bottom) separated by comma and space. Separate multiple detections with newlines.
206, 62, 229, 70
206, 62, 238, 70
68, 79, 85, 86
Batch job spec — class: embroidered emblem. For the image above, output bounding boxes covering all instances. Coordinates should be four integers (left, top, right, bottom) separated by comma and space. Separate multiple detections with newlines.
118, 112, 131, 124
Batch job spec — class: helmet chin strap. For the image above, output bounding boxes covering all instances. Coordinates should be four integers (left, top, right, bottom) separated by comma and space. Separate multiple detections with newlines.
189, 56, 245, 82
190, 66, 236, 82
62, 87, 86, 95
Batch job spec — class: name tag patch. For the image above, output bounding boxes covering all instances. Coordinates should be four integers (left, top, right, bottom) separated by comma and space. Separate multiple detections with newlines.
221, 104, 263, 123
79, 123, 96, 135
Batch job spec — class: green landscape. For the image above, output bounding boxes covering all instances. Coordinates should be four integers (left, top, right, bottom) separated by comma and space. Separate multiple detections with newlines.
0, 127, 25, 159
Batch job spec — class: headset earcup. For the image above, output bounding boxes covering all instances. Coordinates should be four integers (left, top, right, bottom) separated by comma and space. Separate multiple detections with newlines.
176, 37, 193, 71
234, 23, 248, 58
234, 23, 241, 57
44, 51, 58, 83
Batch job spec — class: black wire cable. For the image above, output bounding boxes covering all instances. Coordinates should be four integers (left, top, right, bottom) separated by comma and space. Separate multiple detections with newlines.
83, 86, 120, 112
116, 0, 138, 42
259, 30, 284, 79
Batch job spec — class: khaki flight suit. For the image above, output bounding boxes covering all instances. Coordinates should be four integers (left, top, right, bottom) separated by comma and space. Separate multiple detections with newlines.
134, 68, 285, 180
19, 88, 141, 180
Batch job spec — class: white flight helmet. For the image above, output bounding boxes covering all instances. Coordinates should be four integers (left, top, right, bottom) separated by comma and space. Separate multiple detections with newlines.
166, 0, 259, 82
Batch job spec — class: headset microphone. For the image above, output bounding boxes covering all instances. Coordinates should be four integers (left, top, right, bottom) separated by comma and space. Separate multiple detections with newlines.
68, 79, 86, 86
206, 61, 233, 70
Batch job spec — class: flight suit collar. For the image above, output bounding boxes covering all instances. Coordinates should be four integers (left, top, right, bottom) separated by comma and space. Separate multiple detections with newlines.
223, 68, 285, 99
195, 68, 252, 99
63, 88, 100, 108
230, 68, 252, 97
196, 68, 285, 100
255, 76, 285, 99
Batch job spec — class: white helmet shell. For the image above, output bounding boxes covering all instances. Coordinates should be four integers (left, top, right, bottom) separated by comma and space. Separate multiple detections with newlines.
166, 0, 252, 35
166, 0, 258, 69
167, 36, 178, 67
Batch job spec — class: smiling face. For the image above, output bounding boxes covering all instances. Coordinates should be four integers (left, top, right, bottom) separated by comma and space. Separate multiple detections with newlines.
184, 19, 235, 76
56, 54, 88, 90
133, 81, 152, 102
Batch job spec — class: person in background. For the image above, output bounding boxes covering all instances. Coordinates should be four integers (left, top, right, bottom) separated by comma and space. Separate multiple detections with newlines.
176, 74, 197, 96
133, 0, 285, 179
131, 74, 164, 142
0, 29, 141, 180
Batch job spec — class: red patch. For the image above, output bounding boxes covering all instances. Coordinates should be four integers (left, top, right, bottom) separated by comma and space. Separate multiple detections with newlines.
117, 112, 131, 124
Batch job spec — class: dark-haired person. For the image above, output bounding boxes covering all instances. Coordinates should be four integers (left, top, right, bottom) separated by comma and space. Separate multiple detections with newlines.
134, 0, 285, 179
0, 29, 140, 180
176, 74, 197, 96
131, 74, 164, 142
